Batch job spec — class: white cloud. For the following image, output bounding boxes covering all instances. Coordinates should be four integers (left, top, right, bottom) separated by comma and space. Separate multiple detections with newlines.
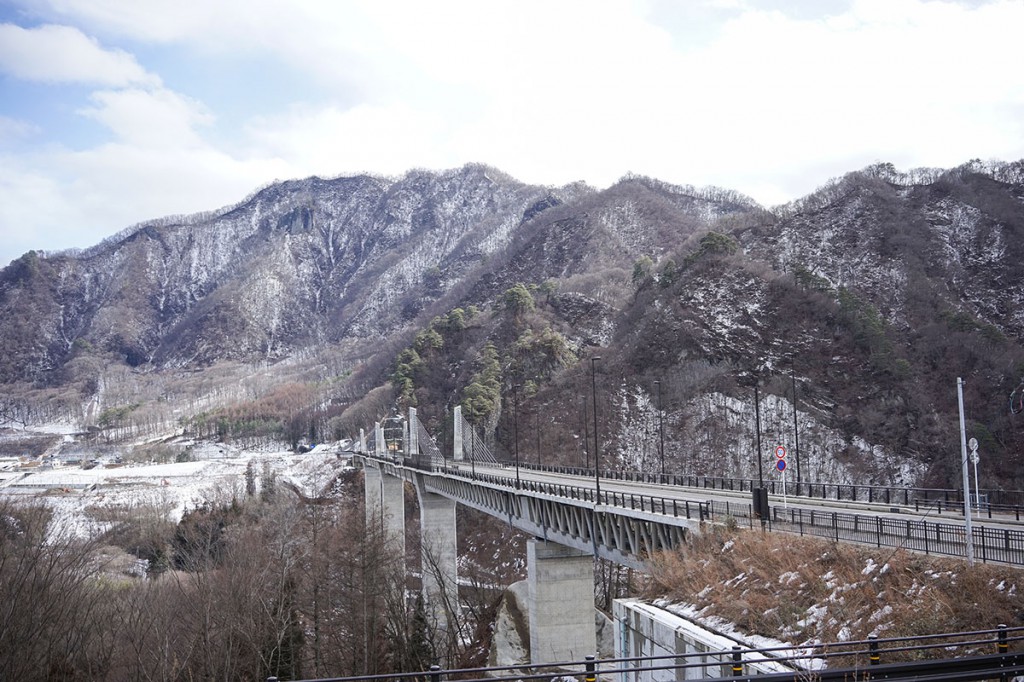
0, 115, 40, 143
78, 88, 214, 149
243, 103, 449, 178
0, 23, 158, 86
0, 158, 79, 260
30, 0, 303, 45
1, 0, 1023, 269
0, 142, 292, 265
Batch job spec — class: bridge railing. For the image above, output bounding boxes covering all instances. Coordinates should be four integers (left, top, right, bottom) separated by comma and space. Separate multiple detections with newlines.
267, 625, 1024, 682
434, 461, 713, 523
766, 505, 1024, 566
677, 498, 1024, 566
509, 460, 1024, 518
364, 454, 1024, 566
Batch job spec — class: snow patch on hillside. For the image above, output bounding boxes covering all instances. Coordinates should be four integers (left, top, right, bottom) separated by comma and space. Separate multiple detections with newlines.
1, 449, 352, 541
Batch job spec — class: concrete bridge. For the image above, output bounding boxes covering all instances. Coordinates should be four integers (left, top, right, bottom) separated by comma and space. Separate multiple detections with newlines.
355, 406, 705, 665
355, 406, 1024, 663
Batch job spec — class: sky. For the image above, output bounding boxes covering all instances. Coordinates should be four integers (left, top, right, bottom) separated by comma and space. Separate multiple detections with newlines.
0, 0, 1022, 269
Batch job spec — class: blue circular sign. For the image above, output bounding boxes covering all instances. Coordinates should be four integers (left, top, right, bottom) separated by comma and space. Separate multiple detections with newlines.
776, 459, 787, 472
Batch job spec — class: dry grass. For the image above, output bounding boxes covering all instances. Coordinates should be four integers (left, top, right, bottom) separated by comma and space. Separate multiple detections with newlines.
646, 528, 1024, 649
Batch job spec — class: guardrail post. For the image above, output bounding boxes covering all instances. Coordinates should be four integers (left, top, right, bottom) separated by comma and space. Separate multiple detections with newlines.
999, 623, 1011, 681
585, 654, 596, 682
430, 664, 441, 682
868, 634, 880, 666
731, 646, 743, 676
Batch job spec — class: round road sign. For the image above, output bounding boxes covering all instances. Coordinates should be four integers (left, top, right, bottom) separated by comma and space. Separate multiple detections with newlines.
776, 459, 787, 472
968, 437, 979, 452
775, 445, 787, 459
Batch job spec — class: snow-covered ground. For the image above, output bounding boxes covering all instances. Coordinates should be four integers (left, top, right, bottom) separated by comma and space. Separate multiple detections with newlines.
0, 442, 354, 539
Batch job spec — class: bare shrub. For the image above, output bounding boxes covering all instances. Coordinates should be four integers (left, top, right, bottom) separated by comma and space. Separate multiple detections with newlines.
647, 529, 1024, 653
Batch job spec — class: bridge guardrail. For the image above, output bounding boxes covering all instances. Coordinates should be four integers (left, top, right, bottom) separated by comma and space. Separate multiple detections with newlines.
509, 460, 1024, 519
766, 506, 1024, 566
367, 455, 1024, 566
436, 463, 712, 523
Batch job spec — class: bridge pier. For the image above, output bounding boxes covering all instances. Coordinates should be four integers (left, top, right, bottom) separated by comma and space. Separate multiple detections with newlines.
363, 464, 382, 525
381, 472, 406, 545
364, 460, 406, 554
417, 482, 459, 630
527, 538, 597, 664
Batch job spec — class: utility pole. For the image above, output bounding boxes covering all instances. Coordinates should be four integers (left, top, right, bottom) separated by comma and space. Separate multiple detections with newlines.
754, 384, 764, 489
591, 357, 601, 503
655, 380, 665, 478
792, 366, 802, 487
513, 384, 521, 490
582, 395, 589, 469
958, 377, 975, 566
536, 408, 542, 466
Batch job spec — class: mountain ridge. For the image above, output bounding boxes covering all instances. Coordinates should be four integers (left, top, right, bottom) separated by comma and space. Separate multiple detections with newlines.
2, 160, 1022, 490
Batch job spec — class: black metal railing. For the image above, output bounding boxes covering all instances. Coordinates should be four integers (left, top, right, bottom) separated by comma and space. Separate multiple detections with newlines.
362, 454, 1024, 566
505, 460, 1024, 518
267, 625, 1024, 682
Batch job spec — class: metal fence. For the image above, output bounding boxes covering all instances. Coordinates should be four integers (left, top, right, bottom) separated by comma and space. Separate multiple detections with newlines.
765, 504, 1024, 565
382, 455, 1024, 566
513, 461, 1024, 517
268, 626, 1024, 682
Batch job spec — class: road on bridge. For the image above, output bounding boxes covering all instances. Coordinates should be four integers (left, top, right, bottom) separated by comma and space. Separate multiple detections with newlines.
446, 461, 1024, 565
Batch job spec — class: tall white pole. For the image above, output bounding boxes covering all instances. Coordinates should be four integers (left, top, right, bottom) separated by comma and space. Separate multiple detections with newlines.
958, 378, 975, 566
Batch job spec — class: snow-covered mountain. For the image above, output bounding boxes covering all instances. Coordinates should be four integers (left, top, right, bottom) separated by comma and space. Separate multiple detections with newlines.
2, 160, 1023, 489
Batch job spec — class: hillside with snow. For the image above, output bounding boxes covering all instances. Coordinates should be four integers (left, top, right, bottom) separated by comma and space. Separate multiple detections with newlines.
1, 160, 1023, 494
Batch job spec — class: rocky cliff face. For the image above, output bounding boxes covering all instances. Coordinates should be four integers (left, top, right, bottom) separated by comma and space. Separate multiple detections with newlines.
0, 163, 763, 383
0, 165, 563, 378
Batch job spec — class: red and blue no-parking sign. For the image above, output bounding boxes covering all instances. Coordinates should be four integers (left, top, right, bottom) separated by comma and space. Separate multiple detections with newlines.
776, 459, 787, 472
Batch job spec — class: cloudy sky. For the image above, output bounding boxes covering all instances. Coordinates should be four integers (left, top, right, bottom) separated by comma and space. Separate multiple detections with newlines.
1, 0, 1022, 268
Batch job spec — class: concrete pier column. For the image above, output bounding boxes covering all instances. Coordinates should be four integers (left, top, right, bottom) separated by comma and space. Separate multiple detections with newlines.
417, 485, 458, 630
364, 464, 382, 527
527, 539, 597, 664
375, 421, 385, 456
359, 428, 366, 454
380, 472, 406, 551
453, 405, 464, 461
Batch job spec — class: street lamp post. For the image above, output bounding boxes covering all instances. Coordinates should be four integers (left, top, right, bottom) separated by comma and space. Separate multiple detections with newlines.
791, 365, 802, 488
754, 381, 766, 529
591, 357, 601, 503
536, 408, 542, 467
754, 383, 764, 489
582, 395, 589, 469
958, 377, 975, 566
655, 380, 665, 479
513, 384, 521, 490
